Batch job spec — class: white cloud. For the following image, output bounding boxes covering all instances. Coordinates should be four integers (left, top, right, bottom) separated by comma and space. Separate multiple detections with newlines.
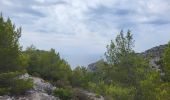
0, 0, 170, 67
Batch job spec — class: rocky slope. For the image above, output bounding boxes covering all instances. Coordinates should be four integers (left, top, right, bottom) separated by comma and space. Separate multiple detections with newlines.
0, 73, 104, 100
141, 44, 167, 58
140, 44, 167, 71
0, 73, 59, 100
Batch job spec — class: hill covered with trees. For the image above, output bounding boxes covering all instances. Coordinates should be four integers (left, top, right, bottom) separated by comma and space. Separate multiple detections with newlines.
0, 15, 170, 100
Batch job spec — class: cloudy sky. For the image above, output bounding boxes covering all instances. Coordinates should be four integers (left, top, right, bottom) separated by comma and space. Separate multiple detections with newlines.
0, 0, 170, 68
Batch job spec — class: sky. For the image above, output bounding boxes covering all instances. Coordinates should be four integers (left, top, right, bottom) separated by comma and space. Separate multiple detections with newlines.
0, 0, 170, 68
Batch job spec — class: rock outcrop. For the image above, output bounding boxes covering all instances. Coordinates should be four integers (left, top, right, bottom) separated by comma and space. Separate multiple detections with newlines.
141, 44, 167, 58
141, 44, 167, 72
0, 73, 60, 100
20, 73, 56, 94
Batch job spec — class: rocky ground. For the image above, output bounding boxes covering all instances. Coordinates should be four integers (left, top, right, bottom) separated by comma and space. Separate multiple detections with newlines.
0, 73, 59, 100
0, 73, 104, 100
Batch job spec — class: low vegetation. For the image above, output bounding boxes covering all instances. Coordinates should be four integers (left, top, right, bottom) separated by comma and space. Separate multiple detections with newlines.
53, 88, 74, 100
71, 30, 170, 100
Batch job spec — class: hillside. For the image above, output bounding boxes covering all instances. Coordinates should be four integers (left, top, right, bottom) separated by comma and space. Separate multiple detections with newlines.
1, 14, 170, 100
88, 44, 167, 72
141, 44, 167, 73
0, 73, 104, 100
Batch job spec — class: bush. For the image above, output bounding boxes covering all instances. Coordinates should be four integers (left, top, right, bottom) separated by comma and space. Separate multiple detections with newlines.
87, 82, 135, 100
105, 84, 135, 100
53, 88, 74, 100
0, 88, 10, 95
0, 72, 20, 89
0, 72, 33, 95
95, 93, 101, 98
156, 83, 170, 100
10, 78, 33, 95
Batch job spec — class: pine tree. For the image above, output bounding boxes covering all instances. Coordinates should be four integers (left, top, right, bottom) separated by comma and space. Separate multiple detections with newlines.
0, 14, 22, 72
0, 14, 33, 95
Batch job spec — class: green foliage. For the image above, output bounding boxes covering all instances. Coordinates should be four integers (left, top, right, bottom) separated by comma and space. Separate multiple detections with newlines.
88, 81, 135, 100
53, 88, 74, 100
89, 60, 109, 83
105, 30, 134, 65
0, 72, 20, 88
88, 81, 106, 95
0, 15, 33, 96
95, 93, 100, 98
0, 72, 33, 95
24, 46, 72, 86
71, 66, 91, 88
0, 88, 10, 95
163, 42, 170, 82
156, 82, 170, 100
140, 71, 160, 100
105, 84, 135, 100
75, 30, 165, 100
0, 14, 22, 72
104, 30, 151, 87
10, 79, 33, 95
19, 53, 30, 69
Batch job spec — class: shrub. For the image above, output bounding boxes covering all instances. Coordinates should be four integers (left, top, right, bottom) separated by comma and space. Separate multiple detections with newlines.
87, 82, 135, 100
0, 88, 10, 95
95, 93, 101, 98
10, 78, 33, 95
0, 72, 33, 95
53, 88, 74, 100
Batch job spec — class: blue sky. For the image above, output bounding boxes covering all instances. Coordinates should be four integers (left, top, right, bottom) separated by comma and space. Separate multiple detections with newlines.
0, 0, 170, 68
